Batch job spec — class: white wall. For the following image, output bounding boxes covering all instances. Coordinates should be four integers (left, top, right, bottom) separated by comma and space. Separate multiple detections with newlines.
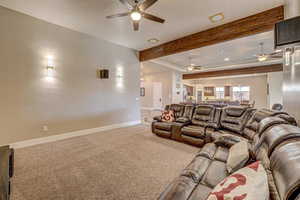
267, 72, 283, 109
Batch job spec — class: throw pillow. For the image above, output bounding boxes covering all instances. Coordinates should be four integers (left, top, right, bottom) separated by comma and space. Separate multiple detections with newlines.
227, 141, 249, 173
161, 110, 175, 122
206, 161, 269, 200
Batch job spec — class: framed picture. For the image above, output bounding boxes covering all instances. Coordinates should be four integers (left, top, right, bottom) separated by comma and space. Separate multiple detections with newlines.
140, 87, 145, 97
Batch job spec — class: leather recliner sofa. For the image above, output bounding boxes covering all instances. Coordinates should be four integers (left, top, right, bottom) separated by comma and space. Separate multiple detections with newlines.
152, 104, 296, 148
207, 106, 253, 143
152, 104, 185, 138
153, 105, 196, 142
157, 117, 300, 200
180, 105, 220, 147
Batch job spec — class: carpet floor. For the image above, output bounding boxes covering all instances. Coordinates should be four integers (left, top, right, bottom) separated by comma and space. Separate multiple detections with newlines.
11, 125, 199, 200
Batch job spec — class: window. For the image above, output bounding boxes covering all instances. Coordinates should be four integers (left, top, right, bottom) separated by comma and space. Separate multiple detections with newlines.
232, 86, 250, 101
215, 87, 225, 99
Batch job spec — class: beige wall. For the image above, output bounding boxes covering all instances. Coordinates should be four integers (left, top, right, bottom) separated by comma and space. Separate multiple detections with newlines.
267, 72, 283, 109
0, 6, 140, 145
186, 75, 268, 109
140, 62, 180, 109
141, 62, 173, 108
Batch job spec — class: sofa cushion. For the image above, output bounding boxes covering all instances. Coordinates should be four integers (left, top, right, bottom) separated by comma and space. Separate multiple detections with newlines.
211, 130, 248, 144
225, 106, 246, 117
188, 184, 212, 200
201, 160, 228, 188
181, 156, 211, 183
270, 141, 300, 200
191, 105, 215, 127
182, 105, 195, 120
170, 104, 185, 119
214, 134, 244, 148
181, 125, 205, 139
157, 176, 197, 200
154, 122, 173, 131
207, 161, 269, 200
176, 117, 190, 123
220, 106, 251, 134
227, 141, 249, 173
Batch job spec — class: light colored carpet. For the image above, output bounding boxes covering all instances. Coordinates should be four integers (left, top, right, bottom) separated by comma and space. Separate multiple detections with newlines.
11, 125, 199, 200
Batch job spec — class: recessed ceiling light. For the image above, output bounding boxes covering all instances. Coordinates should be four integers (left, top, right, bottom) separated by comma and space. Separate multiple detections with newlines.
209, 13, 224, 23
148, 38, 160, 44
224, 57, 230, 61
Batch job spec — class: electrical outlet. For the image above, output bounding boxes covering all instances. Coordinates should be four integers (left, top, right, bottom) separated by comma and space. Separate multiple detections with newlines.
43, 125, 48, 132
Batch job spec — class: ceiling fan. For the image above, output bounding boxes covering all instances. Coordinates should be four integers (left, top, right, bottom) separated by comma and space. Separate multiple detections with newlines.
106, 0, 165, 31
184, 57, 203, 72
255, 42, 283, 62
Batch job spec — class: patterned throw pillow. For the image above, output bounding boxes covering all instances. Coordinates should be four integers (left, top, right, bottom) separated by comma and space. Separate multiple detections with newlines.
161, 110, 175, 122
206, 161, 269, 200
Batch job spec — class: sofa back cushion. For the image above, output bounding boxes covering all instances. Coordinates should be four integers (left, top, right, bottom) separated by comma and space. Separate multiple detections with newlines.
270, 140, 300, 200
170, 104, 185, 119
182, 105, 195, 120
191, 105, 215, 127
220, 106, 251, 134
253, 122, 300, 200
254, 124, 300, 157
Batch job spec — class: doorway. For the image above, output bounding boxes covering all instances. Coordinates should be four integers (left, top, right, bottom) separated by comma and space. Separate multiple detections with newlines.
153, 82, 163, 109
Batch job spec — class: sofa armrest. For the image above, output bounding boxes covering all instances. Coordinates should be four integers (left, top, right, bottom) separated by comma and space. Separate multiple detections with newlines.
175, 117, 191, 124
171, 122, 189, 141
204, 123, 218, 143
153, 116, 162, 122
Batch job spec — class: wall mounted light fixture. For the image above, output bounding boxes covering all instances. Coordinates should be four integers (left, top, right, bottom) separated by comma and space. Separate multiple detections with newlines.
46, 55, 55, 76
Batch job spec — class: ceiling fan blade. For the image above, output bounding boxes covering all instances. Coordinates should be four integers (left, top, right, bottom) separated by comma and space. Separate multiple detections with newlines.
133, 21, 139, 31
193, 66, 203, 69
142, 12, 165, 23
106, 12, 130, 19
139, 0, 158, 11
119, 0, 133, 9
270, 55, 283, 59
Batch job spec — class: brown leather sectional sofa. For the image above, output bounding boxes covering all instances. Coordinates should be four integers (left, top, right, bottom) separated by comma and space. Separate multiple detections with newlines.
152, 104, 300, 200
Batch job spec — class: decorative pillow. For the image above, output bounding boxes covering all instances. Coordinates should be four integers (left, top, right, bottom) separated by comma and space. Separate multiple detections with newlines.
227, 141, 249, 173
207, 161, 269, 200
161, 110, 175, 122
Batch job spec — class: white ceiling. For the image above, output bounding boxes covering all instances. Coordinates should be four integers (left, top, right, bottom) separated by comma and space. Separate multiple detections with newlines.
0, 0, 284, 50
154, 31, 283, 72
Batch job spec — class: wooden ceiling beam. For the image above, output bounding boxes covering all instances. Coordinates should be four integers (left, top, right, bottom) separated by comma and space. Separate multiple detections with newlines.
139, 6, 284, 62
182, 64, 283, 80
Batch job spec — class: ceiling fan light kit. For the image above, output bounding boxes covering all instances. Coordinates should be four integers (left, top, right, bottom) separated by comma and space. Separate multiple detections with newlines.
106, 0, 165, 31
131, 11, 142, 21
184, 56, 203, 72
258, 55, 268, 62
255, 42, 282, 62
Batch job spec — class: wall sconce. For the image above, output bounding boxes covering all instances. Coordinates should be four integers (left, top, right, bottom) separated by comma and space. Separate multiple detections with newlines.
116, 67, 124, 78
46, 56, 55, 77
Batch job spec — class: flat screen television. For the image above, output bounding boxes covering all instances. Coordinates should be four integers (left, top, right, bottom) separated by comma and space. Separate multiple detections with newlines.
275, 16, 300, 48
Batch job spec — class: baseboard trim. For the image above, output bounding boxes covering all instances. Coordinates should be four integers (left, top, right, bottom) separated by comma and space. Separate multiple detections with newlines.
10, 120, 141, 149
